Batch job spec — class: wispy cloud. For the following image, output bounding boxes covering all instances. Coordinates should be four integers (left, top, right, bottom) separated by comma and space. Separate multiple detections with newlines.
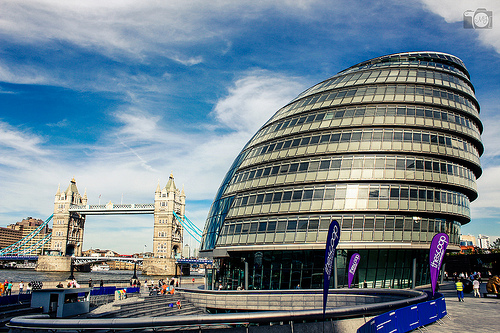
0, 121, 47, 156
212, 69, 306, 133
46, 119, 69, 128
0, 1, 325, 60
420, 0, 500, 53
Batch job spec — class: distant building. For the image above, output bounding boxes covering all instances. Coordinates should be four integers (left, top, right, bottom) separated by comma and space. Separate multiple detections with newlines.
460, 234, 476, 253
0, 227, 23, 249
107, 261, 134, 270
477, 234, 490, 249
82, 249, 118, 257
2, 217, 52, 254
183, 244, 190, 258
460, 234, 476, 247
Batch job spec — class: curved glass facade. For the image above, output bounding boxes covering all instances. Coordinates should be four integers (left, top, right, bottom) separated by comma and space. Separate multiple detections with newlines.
201, 52, 483, 290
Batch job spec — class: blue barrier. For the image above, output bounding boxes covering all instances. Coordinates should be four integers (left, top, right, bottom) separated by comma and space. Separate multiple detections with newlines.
417, 299, 438, 327
0, 293, 31, 306
395, 304, 420, 332
357, 293, 446, 333
436, 296, 446, 319
374, 311, 397, 332
89, 286, 140, 296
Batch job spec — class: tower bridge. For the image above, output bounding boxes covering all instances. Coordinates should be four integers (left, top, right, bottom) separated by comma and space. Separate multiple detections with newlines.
24, 173, 203, 275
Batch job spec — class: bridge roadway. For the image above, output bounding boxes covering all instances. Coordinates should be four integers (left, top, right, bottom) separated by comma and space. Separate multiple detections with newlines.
69, 203, 155, 215
0, 255, 212, 266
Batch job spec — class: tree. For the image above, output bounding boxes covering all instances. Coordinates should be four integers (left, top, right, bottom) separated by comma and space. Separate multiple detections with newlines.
490, 238, 500, 253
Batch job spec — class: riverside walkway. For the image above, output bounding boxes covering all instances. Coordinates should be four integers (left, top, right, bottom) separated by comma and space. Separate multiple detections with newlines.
424, 281, 500, 332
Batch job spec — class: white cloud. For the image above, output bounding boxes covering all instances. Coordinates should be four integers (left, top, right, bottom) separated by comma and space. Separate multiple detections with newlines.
0, 0, 324, 60
420, 0, 500, 53
0, 121, 48, 157
0, 62, 53, 86
212, 69, 305, 133
471, 165, 500, 209
115, 109, 162, 142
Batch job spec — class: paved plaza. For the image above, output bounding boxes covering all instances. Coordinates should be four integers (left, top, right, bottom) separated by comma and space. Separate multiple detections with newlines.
424, 281, 500, 332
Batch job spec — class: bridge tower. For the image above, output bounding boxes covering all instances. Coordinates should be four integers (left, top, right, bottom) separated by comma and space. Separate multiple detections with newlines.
50, 178, 87, 256
37, 178, 87, 272
143, 173, 185, 275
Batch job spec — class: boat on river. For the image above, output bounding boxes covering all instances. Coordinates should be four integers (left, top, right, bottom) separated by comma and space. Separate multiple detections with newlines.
91, 264, 110, 272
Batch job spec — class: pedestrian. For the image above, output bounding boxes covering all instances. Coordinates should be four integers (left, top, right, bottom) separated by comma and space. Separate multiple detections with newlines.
26, 282, 32, 294
18, 281, 24, 294
473, 279, 481, 298
176, 299, 181, 309
88, 278, 93, 288
363, 280, 368, 288
192, 278, 195, 284
7, 281, 12, 296
455, 279, 464, 302
100, 279, 104, 288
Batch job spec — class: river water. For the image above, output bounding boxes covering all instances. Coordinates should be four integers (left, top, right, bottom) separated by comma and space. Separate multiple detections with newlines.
0, 269, 153, 284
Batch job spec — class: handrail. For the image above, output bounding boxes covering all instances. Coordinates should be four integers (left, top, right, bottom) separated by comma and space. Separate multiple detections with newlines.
8, 289, 428, 331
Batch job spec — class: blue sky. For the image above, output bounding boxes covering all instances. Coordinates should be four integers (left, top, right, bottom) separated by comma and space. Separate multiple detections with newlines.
1, 0, 499, 254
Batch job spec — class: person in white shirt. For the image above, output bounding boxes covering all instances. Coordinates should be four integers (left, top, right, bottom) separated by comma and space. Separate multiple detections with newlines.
473, 279, 481, 298
18, 281, 24, 294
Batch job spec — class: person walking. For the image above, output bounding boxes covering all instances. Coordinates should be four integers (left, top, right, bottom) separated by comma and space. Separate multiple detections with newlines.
6, 282, 12, 296
455, 279, 464, 302
18, 281, 24, 294
473, 279, 481, 298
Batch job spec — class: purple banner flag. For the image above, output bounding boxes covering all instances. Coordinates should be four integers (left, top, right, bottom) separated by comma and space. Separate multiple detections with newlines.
323, 220, 340, 318
347, 253, 361, 288
429, 233, 449, 296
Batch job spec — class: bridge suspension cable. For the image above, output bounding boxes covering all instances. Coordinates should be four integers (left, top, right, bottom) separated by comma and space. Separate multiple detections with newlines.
183, 214, 202, 235
172, 212, 201, 243
0, 214, 53, 255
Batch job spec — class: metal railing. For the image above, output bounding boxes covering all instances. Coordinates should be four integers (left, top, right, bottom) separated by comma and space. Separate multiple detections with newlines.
7, 289, 428, 331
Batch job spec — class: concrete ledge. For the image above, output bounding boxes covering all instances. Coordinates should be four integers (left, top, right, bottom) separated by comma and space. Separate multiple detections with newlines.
178, 288, 425, 312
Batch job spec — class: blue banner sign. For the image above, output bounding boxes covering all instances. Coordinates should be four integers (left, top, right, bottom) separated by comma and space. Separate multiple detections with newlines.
323, 220, 340, 317
348, 253, 361, 288
429, 233, 449, 296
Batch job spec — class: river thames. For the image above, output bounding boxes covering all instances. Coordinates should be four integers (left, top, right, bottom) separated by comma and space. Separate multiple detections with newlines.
0, 269, 148, 284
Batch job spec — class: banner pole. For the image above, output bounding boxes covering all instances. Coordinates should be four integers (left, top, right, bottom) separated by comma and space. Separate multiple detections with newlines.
333, 256, 337, 289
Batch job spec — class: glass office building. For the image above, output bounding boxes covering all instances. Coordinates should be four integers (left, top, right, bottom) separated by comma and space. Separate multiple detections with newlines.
201, 52, 483, 290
